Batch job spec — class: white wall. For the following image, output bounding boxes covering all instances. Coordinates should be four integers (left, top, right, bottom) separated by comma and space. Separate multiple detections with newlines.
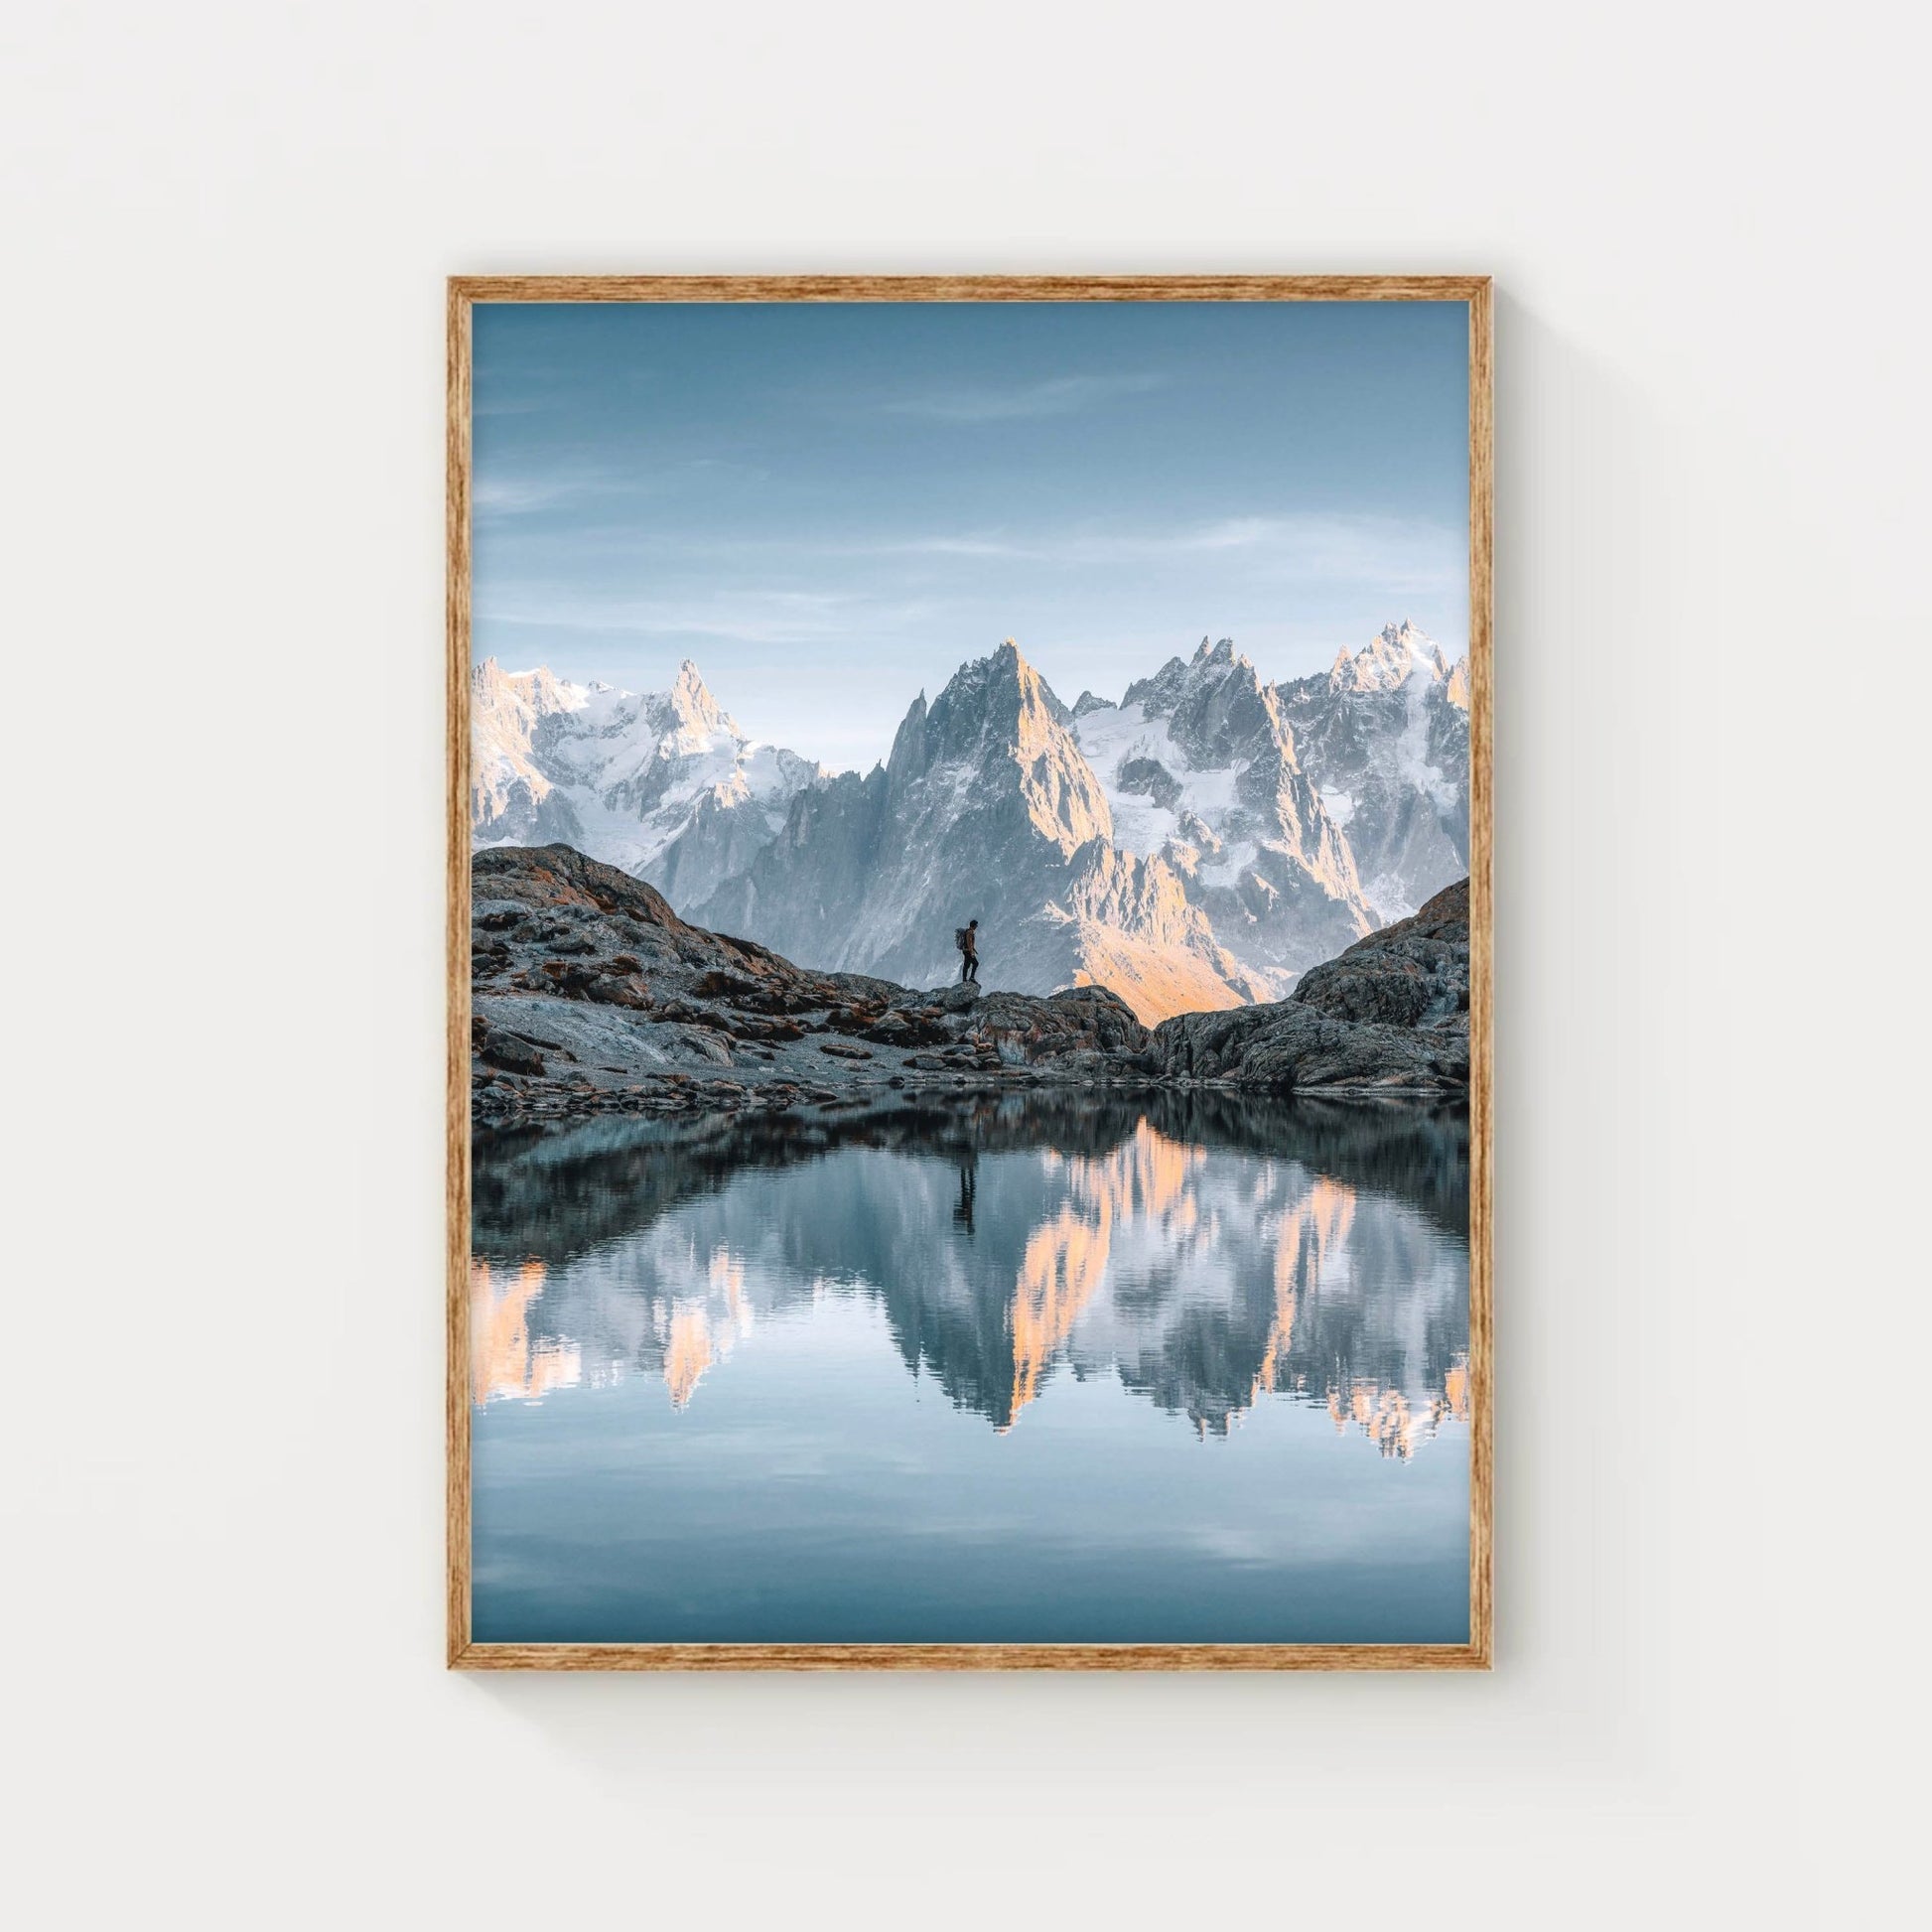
4, 5, 1923, 1925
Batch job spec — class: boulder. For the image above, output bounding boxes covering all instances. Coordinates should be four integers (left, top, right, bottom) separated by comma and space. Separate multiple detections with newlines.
472, 1018, 545, 1077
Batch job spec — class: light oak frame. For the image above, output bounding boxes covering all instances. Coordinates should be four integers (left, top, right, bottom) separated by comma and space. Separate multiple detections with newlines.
447, 275, 1493, 1671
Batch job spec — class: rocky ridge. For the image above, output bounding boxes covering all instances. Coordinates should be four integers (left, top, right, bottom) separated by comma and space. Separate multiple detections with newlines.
471, 847, 1470, 1126
472, 844, 1153, 1129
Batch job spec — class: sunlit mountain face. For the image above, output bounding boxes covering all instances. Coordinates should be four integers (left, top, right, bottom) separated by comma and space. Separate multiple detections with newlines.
471, 1092, 1468, 1443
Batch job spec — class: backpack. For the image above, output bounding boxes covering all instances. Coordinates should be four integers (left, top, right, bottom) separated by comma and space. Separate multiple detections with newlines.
954, 926, 970, 953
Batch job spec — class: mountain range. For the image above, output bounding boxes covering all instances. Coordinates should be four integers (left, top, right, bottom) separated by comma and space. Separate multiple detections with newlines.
471, 622, 1470, 1023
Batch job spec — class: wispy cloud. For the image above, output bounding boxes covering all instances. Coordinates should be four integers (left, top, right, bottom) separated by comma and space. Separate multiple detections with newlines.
483, 586, 937, 648
473, 469, 612, 515
878, 371, 1168, 423
600, 511, 1458, 589
866, 512, 1462, 591
475, 455, 771, 518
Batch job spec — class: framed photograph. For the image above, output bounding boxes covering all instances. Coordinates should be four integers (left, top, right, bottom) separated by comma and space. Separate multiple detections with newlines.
447, 275, 1491, 1670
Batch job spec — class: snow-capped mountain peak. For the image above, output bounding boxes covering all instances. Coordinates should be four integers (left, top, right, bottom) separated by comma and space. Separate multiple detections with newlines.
1068, 634, 1370, 994
1328, 620, 1449, 693
473, 656, 590, 716
666, 657, 733, 739
890, 637, 1105, 853
470, 657, 823, 904
1277, 622, 1470, 924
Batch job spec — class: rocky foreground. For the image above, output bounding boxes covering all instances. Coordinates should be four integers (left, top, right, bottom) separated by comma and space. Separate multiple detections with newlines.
471, 846, 1469, 1127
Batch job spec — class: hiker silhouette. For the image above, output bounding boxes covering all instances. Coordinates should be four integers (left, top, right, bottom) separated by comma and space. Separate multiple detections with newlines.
953, 1157, 978, 1236
956, 917, 980, 986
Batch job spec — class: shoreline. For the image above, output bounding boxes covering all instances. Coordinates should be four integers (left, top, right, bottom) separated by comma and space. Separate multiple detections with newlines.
474, 1066, 1470, 1130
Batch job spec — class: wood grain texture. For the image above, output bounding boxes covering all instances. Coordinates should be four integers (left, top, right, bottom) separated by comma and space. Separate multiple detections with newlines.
1465, 283, 1495, 1669
446, 282, 474, 1667
445, 274, 1495, 1672
449, 274, 1492, 306
449, 1641, 1490, 1672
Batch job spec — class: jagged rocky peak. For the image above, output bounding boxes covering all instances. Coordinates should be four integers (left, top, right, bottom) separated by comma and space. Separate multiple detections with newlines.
907, 637, 1077, 762
661, 657, 736, 739
1168, 637, 1286, 766
903, 637, 1108, 852
883, 690, 931, 779
1106, 634, 1287, 775
983, 636, 1072, 724
1274, 621, 1471, 927
1120, 636, 1253, 718
470, 655, 820, 897
1329, 620, 1449, 693
1064, 634, 1372, 991
1121, 654, 1190, 719
473, 656, 586, 715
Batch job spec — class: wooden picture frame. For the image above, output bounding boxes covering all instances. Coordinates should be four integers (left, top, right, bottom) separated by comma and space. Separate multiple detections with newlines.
447, 275, 1492, 1671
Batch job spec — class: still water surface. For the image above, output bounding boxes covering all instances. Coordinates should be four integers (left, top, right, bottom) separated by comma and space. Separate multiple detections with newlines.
471, 1090, 1470, 1644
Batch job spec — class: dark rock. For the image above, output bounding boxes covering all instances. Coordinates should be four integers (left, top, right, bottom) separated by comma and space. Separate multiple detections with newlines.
584, 976, 651, 1010
1145, 878, 1470, 1091
689, 968, 762, 1003
474, 1024, 545, 1077
1115, 755, 1183, 811
1149, 1002, 1467, 1091
468, 844, 1471, 1113
674, 1026, 734, 1066
1291, 879, 1469, 1027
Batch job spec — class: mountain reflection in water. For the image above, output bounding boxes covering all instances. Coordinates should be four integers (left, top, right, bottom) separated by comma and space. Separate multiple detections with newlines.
472, 1091, 1468, 1443
470, 1090, 1470, 1645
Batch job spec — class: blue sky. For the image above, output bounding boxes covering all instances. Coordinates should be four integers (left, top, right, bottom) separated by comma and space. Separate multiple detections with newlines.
473, 301, 1470, 770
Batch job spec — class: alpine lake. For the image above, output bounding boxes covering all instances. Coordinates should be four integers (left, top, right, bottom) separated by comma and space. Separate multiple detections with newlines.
469, 1087, 1471, 1646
